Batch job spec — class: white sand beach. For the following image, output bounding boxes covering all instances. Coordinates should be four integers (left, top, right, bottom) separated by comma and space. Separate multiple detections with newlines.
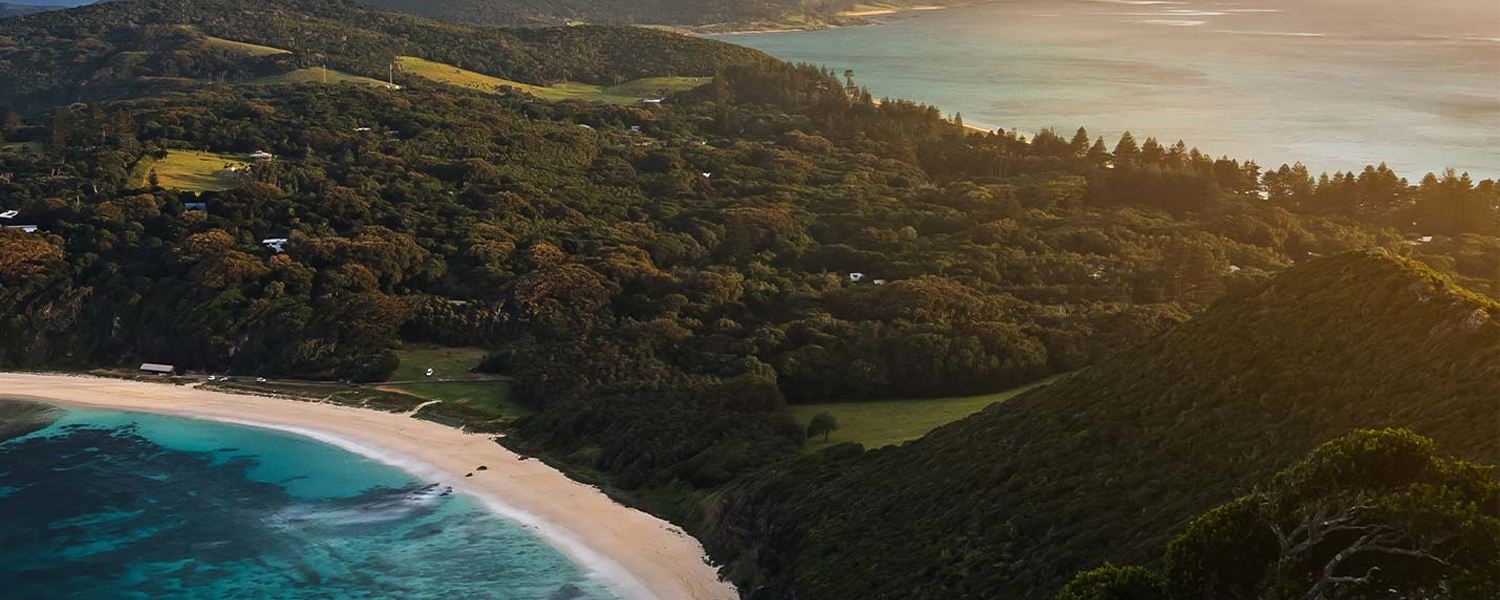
0, 372, 737, 600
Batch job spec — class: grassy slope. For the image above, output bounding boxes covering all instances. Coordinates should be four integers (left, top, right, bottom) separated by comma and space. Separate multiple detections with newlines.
384, 344, 525, 419
388, 344, 488, 380
1, 142, 43, 154
790, 375, 1062, 452
132, 150, 248, 192
708, 251, 1500, 600
250, 68, 395, 87
396, 56, 708, 103
199, 34, 288, 56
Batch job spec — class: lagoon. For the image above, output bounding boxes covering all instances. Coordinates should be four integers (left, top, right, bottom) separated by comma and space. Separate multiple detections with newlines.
711, 0, 1500, 178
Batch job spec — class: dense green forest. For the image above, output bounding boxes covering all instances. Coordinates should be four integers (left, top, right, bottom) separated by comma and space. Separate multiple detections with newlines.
1, 1, 1497, 598
0, 0, 767, 111
1057, 428, 1498, 599
702, 252, 1500, 598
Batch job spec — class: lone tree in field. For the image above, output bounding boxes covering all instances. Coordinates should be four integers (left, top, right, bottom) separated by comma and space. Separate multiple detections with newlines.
807, 412, 839, 442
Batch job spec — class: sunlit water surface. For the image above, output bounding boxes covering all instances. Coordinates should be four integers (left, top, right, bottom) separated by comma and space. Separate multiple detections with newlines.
711, 0, 1500, 178
0, 400, 623, 600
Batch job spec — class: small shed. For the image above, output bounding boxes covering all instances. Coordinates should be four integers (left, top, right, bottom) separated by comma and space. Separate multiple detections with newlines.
0, 209, 17, 219
849, 272, 866, 283
249, 151, 274, 161
139, 363, 177, 376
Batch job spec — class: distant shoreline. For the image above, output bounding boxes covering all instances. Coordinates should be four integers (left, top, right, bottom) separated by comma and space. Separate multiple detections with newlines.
698, 3, 960, 35
0, 372, 737, 600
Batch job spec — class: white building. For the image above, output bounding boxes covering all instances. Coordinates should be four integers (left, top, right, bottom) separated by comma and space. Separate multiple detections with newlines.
261, 238, 289, 253
0, 210, 17, 219
849, 272, 866, 283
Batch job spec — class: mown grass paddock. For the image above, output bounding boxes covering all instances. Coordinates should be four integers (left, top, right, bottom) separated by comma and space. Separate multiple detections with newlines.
396, 56, 709, 104
790, 375, 1065, 452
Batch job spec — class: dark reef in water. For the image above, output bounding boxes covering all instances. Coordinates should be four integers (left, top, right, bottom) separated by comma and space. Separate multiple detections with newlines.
0, 399, 61, 443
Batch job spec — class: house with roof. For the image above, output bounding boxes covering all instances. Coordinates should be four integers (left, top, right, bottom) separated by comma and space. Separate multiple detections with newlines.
0, 209, 17, 219
3, 225, 38, 233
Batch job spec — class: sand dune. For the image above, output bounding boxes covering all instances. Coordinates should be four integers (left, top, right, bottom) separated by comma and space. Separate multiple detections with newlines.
0, 372, 736, 600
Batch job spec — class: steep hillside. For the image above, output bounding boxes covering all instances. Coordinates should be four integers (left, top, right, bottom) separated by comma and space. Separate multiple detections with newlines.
705, 250, 1500, 599
0, 0, 767, 110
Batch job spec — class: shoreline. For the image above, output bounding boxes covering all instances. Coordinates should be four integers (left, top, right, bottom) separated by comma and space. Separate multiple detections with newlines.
698, 3, 959, 35
0, 372, 737, 600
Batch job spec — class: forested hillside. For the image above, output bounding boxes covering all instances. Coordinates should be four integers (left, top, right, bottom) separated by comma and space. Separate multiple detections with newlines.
0, 0, 767, 110
702, 251, 1500, 599
1059, 428, 1498, 599
0, 2, 1497, 597
0, 2, 59, 19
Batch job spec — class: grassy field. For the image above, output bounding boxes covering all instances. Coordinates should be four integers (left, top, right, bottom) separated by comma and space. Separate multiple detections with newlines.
1, 142, 43, 154
388, 344, 489, 380
384, 344, 525, 420
132, 150, 249, 192
395, 56, 709, 104
250, 68, 396, 88
790, 375, 1067, 452
200, 34, 289, 57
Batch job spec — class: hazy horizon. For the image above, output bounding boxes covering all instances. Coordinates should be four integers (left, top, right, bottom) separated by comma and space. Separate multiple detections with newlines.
713, 0, 1500, 178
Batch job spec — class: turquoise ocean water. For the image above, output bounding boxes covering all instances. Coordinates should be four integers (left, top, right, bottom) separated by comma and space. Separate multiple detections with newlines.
711, 0, 1500, 178
0, 400, 624, 600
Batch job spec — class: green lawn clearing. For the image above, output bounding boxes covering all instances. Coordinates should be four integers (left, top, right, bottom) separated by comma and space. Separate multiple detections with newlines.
250, 68, 397, 88
395, 56, 709, 104
389, 344, 489, 381
385, 344, 525, 420
791, 375, 1067, 452
200, 34, 289, 57
1, 142, 43, 155
133, 150, 249, 192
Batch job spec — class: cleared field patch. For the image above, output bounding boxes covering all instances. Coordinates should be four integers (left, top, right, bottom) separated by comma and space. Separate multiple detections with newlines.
790, 375, 1066, 452
390, 344, 490, 381
1, 142, 44, 154
250, 68, 396, 88
396, 56, 709, 104
133, 150, 249, 192
604, 76, 712, 98
395, 380, 526, 421
385, 344, 525, 421
201, 34, 289, 57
